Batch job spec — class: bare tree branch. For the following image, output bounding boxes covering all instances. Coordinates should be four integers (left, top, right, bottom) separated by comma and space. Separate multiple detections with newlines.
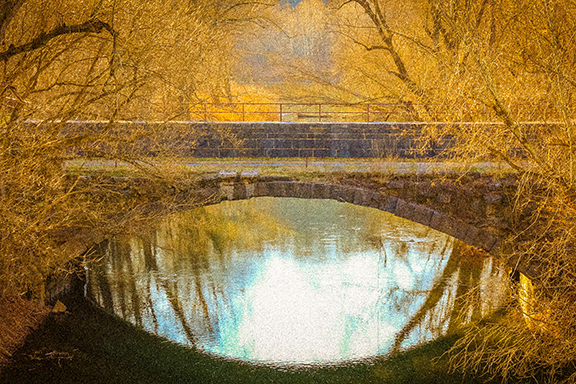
0, 19, 117, 62
0, 0, 25, 43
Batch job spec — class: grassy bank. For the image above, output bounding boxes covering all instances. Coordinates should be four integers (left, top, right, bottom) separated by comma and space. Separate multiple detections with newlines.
0, 296, 510, 384
64, 157, 515, 180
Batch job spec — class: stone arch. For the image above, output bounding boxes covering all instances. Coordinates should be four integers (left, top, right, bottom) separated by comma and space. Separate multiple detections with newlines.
194, 179, 502, 258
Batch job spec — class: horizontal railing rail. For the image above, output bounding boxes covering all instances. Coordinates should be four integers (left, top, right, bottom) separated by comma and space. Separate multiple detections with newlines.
188, 102, 566, 123
189, 102, 427, 122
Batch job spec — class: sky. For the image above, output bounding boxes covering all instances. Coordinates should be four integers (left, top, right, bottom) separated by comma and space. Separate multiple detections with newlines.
284, 0, 329, 7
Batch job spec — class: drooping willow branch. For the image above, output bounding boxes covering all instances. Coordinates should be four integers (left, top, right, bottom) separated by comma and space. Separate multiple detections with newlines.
0, 19, 117, 62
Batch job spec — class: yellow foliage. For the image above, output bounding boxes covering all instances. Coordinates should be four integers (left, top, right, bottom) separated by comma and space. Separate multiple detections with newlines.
518, 273, 559, 339
190, 83, 281, 121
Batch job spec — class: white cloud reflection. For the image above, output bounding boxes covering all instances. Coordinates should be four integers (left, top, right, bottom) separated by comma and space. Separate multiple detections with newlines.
87, 198, 508, 366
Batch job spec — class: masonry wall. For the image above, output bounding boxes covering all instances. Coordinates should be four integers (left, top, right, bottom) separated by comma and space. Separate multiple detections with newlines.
60, 121, 454, 159
191, 122, 453, 158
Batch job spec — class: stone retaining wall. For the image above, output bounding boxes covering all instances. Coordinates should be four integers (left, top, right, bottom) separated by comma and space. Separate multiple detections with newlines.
191, 122, 452, 158
61, 121, 453, 158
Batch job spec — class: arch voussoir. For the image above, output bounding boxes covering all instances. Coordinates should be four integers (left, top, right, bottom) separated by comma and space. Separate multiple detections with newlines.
206, 178, 505, 260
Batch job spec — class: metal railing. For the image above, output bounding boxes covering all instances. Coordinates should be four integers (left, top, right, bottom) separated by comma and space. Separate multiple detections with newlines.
189, 102, 426, 122
188, 101, 571, 123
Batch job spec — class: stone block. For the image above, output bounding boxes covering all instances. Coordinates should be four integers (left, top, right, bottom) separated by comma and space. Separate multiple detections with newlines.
367, 192, 383, 209
275, 139, 293, 149
312, 149, 330, 158
310, 139, 328, 149
438, 192, 452, 204
331, 185, 356, 203
233, 183, 247, 200
464, 226, 499, 253
312, 183, 332, 199
269, 149, 299, 157
394, 199, 435, 226
298, 139, 314, 148
245, 183, 255, 199
270, 181, 288, 197
385, 180, 405, 189
218, 149, 240, 158
430, 212, 469, 241
218, 170, 237, 182
298, 149, 314, 157
240, 170, 259, 180
377, 194, 398, 213
253, 182, 269, 197
353, 188, 374, 207
241, 138, 259, 150
283, 181, 300, 197
484, 194, 502, 204
298, 182, 315, 199
220, 185, 234, 200
244, 148, 265, 157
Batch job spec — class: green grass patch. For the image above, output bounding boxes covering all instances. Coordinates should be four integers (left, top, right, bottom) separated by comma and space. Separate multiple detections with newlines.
64, 157, 516, 181
0, 297, 510, 384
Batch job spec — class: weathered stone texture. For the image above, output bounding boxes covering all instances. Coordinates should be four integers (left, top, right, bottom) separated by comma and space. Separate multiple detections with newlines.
220, 185, 234, 200
394, 199, 435, 226
430, 212, 469, 241
464, 226, 499, 253
233, 183, 247, 200
378, 194, 398, 213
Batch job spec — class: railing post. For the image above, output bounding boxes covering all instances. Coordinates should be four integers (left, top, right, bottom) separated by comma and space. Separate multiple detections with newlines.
279, 103, 283, 122
203, 103, 207, 121
319, 104, 322, 122
366, 104, 370, 122
242, 103, 245, 122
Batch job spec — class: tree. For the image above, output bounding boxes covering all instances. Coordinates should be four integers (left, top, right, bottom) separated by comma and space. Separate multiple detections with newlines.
0, 0, 265, 299
326, 0, 576, 381
427, 1, 576, 381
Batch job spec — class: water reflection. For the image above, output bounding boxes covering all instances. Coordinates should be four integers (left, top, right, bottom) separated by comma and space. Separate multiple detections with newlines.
86, 197, 508, 365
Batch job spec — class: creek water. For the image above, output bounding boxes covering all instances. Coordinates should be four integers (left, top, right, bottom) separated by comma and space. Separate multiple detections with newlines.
86, 197, 508, 367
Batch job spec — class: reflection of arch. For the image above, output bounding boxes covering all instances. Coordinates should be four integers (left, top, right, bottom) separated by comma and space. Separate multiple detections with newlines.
194, 180, 502, 257
86, 191, 507, 361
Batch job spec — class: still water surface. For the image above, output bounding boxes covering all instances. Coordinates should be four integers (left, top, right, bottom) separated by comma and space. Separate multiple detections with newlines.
87, 197, 507, 366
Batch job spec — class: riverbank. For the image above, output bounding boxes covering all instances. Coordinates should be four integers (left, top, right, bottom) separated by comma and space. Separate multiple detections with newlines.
0, 297, 50, 370
0, 296, 510, 384
0, 160, 524, 382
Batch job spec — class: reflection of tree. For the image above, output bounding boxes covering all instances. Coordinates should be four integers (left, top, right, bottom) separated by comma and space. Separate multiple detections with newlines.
87, 198, 293, 346
159, 277, 197, 344
86, 198, 505, 362
447, 250, 483, 334
392, 242, 461, 352
391, 243, 496, 353
89, 241, 114, 311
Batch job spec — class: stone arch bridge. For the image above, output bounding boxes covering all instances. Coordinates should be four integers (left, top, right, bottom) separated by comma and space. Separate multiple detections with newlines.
48, 168, 538, 305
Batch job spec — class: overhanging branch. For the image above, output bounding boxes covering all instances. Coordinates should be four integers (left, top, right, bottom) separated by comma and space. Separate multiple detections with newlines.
0, 19, 117, 61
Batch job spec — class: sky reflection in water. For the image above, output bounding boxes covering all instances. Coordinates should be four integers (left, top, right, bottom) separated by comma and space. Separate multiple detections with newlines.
87, 197, 508, 365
